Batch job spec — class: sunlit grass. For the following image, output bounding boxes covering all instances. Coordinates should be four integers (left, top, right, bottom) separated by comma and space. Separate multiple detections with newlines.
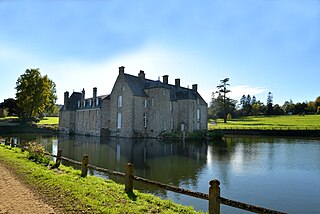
37, 117, 59, 125
0, 145, 202, 214
209, 115, 320, 130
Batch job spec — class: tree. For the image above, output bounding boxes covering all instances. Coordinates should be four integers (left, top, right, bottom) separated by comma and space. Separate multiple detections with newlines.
266, 92, 273, 115
0, 98, 19, 116
282, 99, 295, 114
217, 78, 231, 123
209, 92, 237, 120
273, 104, 284, 115
15, 68, 57, 123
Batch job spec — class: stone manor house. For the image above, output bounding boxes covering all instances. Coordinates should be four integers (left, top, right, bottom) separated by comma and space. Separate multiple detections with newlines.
59, 66, 208, 138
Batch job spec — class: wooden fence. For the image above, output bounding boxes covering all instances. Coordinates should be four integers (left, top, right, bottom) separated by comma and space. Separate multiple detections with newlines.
2, 140, 287, 214
53, 149, 286, 214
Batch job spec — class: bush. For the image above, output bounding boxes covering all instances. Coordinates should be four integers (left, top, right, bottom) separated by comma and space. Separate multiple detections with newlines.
187, 130, 206, 140
159, 131, 181, 139
26, 142, 50, 164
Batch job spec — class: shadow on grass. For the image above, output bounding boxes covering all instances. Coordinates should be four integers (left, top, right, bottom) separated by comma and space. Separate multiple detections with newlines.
126, 191, 137, 201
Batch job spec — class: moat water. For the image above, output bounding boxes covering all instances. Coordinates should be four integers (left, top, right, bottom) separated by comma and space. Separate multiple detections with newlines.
4, 134, 320, 213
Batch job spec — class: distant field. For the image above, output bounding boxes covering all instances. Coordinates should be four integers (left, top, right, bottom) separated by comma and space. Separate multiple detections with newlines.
209, 115, 320, 130
37, 117, 59, 125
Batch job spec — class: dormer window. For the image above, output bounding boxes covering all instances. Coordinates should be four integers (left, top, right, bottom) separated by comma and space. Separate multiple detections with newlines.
96, 98, 99, 106
78, 100, 80, 108
89, 99, 92, 107
144, 99, 148, 108
83, 100, 86, 108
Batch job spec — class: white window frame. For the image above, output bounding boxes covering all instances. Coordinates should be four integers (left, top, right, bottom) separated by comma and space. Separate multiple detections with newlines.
117, 112, 122, 129
144, 99, 148, 108
118, 95, 122, 107
197, 109, 201, 130
143, 113, 147, 128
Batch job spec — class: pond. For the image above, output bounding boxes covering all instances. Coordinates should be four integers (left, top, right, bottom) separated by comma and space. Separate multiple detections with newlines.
3, 134, 320, 213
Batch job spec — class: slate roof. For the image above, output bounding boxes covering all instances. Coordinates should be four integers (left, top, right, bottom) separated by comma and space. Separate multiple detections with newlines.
62, 92, 108, 111
124, 73, 207, 105
66, 92, 81, 110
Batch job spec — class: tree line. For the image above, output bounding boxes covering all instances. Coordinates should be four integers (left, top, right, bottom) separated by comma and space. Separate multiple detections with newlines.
209, 78, 320, 121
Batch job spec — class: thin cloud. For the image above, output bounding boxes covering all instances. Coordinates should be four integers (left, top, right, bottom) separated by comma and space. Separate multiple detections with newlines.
229, 85, 267, 99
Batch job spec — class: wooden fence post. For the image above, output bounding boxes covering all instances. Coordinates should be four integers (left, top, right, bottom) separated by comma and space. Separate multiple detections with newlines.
55, 149, 62, 168
125, 163, 134, 193
209, 179, 220, 214
81, 154, 89, 177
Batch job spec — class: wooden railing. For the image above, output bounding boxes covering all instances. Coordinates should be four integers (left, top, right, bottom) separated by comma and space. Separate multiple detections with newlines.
2, 140, 287, 214
54, 149, 287, 214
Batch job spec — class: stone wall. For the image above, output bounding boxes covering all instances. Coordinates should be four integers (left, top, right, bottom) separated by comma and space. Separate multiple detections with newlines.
145, 88, 172, 137
108, 73, 135, 137
59, 110, 76, 134
75, 108, 101, 136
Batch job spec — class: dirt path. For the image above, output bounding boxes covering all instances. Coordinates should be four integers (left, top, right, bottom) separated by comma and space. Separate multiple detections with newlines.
0, 161, 56, 214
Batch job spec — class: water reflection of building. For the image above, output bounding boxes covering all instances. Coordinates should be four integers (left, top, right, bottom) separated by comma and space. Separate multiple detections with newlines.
58, 135, 207, 191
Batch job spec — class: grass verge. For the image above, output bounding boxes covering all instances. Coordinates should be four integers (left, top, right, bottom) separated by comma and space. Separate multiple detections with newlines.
0, 145, 202, 214
209, 115, 320, 130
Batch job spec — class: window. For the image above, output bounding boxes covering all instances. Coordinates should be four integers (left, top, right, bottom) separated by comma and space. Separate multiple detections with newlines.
89, 99, 92, 107
117, 112, 122, 129
143, 113, 147, 128
197, 109, 200, 121
118, 95, 122, 107
96, 98, 99, 106
144, 99, 148, 108
197, 109, 200, 130
78, 100, 80, 108
83, 100, 86, 108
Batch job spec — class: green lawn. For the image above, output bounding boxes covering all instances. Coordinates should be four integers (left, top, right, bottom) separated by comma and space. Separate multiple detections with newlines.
209, 115, 320, 130
37, 116, 59, 125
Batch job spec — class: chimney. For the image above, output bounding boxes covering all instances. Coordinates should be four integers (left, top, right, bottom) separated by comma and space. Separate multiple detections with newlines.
93, 87, 97, 107
138, 70, 145, 80
119, 66, 125, 75
175, 78, 180, 87
162, 75, 168, 84
192, 84, 198, 91
81, 88, 85, 108
64, 91, 69, 110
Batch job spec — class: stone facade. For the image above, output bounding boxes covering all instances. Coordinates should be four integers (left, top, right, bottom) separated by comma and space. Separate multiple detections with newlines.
59, 66, 208, 138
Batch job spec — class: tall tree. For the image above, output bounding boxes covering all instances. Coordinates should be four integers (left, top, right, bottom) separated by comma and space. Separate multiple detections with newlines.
209, 92, 237, 119
216, 78, 231, 123
266, 92, 273, 115
15, 68, 57, 123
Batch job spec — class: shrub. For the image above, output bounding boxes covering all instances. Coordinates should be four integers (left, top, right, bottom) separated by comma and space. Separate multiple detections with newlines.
187, 130, 206, 140
26, 142, 50, 164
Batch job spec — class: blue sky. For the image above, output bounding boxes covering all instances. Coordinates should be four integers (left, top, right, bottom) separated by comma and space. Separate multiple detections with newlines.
0, 0, 319, 106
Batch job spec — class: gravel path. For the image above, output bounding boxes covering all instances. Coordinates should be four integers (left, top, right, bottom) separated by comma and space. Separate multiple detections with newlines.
0, 161, 56, 214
